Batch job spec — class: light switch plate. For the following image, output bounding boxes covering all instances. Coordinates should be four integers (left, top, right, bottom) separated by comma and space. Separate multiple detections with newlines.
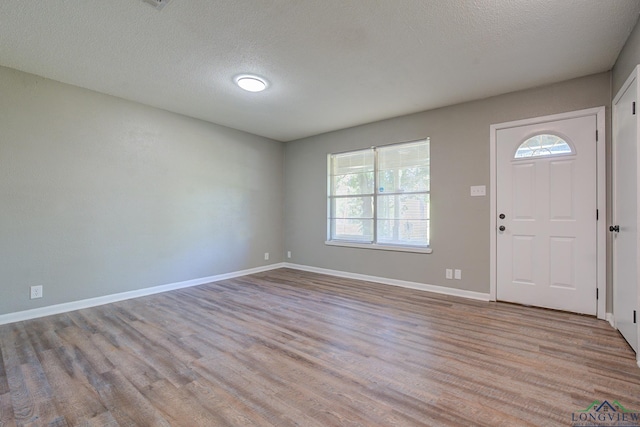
470, 185, 486, 197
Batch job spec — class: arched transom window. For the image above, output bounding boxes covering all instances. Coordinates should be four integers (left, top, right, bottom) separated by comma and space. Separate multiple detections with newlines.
514, 134, 574, 159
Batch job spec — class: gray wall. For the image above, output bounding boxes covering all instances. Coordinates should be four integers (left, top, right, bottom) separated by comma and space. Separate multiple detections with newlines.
284, 72, 610, 295
0, 66, 284, 316
613, 15, 640, 96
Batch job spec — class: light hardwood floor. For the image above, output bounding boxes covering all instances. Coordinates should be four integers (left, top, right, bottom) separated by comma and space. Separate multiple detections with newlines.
1, 268, 639, 426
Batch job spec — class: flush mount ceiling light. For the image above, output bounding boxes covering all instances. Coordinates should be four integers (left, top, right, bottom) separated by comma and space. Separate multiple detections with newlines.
234, 75, 268, 92
142, 0, 172, 10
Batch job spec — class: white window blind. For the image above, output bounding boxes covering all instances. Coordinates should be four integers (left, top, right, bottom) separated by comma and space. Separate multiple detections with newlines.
328, 139, 430, 249
329, 149, 375, 242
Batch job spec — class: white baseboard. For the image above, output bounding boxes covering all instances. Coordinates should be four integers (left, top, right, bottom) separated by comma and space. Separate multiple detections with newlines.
0, 263, 286, 326
606, 312, 615, 328
282, 263, 490, 301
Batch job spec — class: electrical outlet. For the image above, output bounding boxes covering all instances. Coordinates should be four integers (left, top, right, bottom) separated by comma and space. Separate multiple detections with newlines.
454, 269, 462, 280
445, 269, 453, 280
264, 252, 270, 261
30, 285, 43, 299
287, 251, 291, 258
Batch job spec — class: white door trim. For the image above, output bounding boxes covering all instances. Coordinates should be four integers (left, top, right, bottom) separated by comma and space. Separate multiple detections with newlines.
490, 107, 606, 320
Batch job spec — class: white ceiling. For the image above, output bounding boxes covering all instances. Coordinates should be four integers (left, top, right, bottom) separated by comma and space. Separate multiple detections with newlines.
1, 1, 639, 142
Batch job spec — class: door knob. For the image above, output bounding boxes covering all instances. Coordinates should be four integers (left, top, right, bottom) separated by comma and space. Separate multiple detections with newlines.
499, 225, 506, 231
609, 225, 620, 233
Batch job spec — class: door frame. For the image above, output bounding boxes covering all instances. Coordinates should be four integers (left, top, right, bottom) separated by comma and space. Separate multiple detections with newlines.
489, 107, 607, 320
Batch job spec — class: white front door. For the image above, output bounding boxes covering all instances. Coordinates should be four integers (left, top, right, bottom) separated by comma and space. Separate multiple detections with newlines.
612, 78, 638, 352
496, 115, 597, 315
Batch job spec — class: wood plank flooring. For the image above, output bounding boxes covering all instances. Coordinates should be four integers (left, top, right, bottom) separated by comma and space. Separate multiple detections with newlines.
1, 268, 639, 426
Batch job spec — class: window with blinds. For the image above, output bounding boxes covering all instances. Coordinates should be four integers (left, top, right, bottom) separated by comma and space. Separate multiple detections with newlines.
327, 139, 430, 249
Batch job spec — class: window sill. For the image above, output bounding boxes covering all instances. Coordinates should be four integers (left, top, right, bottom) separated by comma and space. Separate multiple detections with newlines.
325, 240, 432, 254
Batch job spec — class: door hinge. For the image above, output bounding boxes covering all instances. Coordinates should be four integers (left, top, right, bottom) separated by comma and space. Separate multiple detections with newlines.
634, 310, 637, 324
633, 102, 636, 115
596, 130, 599, 141
596, 209, 599, 220
596, 288, 599, 300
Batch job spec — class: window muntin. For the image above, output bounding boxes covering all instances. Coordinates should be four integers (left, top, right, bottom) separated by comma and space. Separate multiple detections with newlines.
514, 134, 573, 159
328, 139, 430, 248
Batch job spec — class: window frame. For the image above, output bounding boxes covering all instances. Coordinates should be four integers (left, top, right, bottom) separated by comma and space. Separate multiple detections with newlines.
513, 132, 575, 160
326, 139, 432, 254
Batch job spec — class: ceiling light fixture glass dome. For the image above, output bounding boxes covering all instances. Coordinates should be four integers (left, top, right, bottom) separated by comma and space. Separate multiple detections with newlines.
235, 75, 268, 92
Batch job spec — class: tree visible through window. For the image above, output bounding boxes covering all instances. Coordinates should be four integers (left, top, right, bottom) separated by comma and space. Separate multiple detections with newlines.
328, 139, 430, 248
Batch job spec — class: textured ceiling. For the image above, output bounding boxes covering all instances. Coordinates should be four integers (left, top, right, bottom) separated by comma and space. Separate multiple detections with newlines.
1, 1, 639, 142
